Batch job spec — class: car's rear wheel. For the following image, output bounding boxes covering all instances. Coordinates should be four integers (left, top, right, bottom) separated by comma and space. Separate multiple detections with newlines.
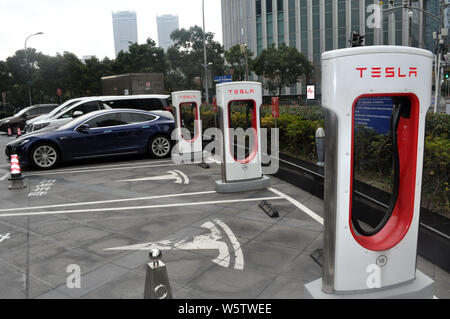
31, 143, 59, 169
149, 135, 171, 158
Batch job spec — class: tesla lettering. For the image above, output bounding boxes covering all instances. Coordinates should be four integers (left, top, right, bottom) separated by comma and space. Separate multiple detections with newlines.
356, 67, 418, 78
227, 89, 255, 94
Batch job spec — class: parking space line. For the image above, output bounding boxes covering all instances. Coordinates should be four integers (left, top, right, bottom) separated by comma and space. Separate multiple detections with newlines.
268, 187, 324, 225
0, 190, 217, 212
26, 162, 190, 176
0, 173, 8, 181
44, 159, 174, 172
0, 196, 283, 218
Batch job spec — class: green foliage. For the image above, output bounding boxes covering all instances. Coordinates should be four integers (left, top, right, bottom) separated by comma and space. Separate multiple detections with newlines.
224, 44, 254, 81
252, 43, 313, 96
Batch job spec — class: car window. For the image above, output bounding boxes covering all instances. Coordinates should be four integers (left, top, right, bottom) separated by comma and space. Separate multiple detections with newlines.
39, 106, 55, 114
85, 113, 127, 128
118, 112, 156, 124
139, 98, 164, 111
60, 101, 99, 118
26, 108, 40, 116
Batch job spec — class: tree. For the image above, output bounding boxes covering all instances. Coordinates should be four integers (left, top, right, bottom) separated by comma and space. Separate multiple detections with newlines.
113, 38, 167, 74
224, 44, 254, 81
169, 26, 225, 92
252, 43, 313, 96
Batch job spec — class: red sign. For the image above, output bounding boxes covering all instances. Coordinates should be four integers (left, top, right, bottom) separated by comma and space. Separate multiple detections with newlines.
56, 88, 62, 97
212, 97, 217, 113
356, 67, 418, 78
271, 97, 279, 119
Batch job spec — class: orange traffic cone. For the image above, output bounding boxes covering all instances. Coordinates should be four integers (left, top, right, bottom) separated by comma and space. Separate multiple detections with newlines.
8, 154, 26, 189
7, 127, 12, 136
16, 127, 22, 137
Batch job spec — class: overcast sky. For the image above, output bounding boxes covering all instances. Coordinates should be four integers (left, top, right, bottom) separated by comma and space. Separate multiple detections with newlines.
0, 0, 222, 61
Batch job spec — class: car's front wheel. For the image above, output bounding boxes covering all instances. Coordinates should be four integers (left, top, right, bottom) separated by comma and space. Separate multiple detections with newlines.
149, 135, 171, 158
31, 143, 60, 169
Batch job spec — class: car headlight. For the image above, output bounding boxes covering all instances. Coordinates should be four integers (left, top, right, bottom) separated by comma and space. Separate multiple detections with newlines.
6, 139, 30, 149
34, 122, 50, 130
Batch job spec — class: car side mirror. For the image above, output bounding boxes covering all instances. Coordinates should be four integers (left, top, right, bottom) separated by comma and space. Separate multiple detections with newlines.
73, 111, 83, 118
76, 124, 90, 133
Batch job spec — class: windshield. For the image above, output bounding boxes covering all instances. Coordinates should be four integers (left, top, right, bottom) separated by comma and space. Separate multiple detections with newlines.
57, 110, 105, 130
16, 106, 32, 116
49, 99, 83, 117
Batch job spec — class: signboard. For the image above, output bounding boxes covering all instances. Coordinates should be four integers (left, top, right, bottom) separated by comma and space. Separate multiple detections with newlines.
307, 85, 315, 100
212, 97, 217, 113
56, 88, 62, 97
124, 89, 129, 95
145, 81, 151, 90
214, 75, 232, 84
354, 96, 393, 135
271, 97, 279, 118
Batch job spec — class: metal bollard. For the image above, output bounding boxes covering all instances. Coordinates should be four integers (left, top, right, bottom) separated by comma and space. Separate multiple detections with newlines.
143, 249, 173, 299
315, 127, 325, 167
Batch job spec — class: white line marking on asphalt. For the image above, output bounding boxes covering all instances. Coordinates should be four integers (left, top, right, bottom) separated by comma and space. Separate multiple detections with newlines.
0, 190, 217, 212
105, 219, 242, 269
26, 162, 188, 176
0, 196, 283, 218
0, 233, 11, 243
0, 173, 8, 181
28, 179, 56, 197
268, 187, 324, 225
207, 157, 221, 164
116, 170, 189, 184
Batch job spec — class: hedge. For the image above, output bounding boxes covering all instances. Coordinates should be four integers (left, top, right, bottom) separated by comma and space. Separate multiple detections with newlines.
199, 104, 449, 217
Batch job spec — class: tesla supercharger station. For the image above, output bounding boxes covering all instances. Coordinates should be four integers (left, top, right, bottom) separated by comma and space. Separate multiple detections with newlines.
305, 46, 434, 298
171, 91, 204, 164
215, 81, 270, 193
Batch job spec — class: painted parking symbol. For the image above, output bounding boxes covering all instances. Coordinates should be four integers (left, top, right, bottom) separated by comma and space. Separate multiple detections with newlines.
105, 219, 244, 270
0, 233, 11, 243
116, 170, 189, 184
28, 179, 56, 197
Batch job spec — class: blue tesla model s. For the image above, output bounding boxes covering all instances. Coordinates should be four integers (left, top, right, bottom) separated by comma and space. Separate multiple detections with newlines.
5, 109, 175, 169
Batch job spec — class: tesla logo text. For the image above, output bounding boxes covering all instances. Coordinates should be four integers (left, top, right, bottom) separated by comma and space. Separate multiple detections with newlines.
179, 95, 196, 99
356, 67, 417, 78
227, 89, 255, 94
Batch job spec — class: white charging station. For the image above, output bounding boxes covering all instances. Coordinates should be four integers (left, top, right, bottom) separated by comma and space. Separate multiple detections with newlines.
215, 81, 270, 193
171, 90, 204, 164
305, 46, 434, 298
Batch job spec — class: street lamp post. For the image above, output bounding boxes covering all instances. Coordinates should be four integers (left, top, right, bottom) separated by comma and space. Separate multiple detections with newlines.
24, 32, 43, 106
240, 43, 249, 81
202, 0, 209, 104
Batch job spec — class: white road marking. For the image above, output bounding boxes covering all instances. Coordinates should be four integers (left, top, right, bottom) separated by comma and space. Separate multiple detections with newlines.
0, 173, 8, 181
214, 219, 244, 270
26, 162, 188, 177
0, 190, 217, 213
117, 170, 189, 184
268, 187, 324, 225
28, 179, 56, 197
105, 219, 243, 270
207, 157, 221, 164
0, 233, 11, 243
0, 196, 283, 218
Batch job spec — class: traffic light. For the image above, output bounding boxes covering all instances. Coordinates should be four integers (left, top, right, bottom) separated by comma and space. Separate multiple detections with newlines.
350, 31, 365, 47
445, 71, 449, 79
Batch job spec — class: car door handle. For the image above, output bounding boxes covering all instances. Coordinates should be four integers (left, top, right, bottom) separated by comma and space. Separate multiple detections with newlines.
142, 125, 150, 128
103, 130, 112, 133
59, 136, 68, 140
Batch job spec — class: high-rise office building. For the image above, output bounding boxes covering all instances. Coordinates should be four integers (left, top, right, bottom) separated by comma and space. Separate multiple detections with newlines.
157, 15, 180, 51
112, 11, 138, 57
222, 0, 443, 95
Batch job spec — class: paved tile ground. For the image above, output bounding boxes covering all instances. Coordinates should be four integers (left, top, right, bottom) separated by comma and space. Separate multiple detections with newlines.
0, 133, 448, 299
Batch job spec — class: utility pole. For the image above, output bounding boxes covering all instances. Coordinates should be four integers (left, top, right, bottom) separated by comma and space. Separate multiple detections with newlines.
202, 0, 209, 104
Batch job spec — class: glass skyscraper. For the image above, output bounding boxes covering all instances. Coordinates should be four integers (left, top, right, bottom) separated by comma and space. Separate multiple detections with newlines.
157, 15, 180, 51
112, 11, 138, 57
221, 0, 443, 95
